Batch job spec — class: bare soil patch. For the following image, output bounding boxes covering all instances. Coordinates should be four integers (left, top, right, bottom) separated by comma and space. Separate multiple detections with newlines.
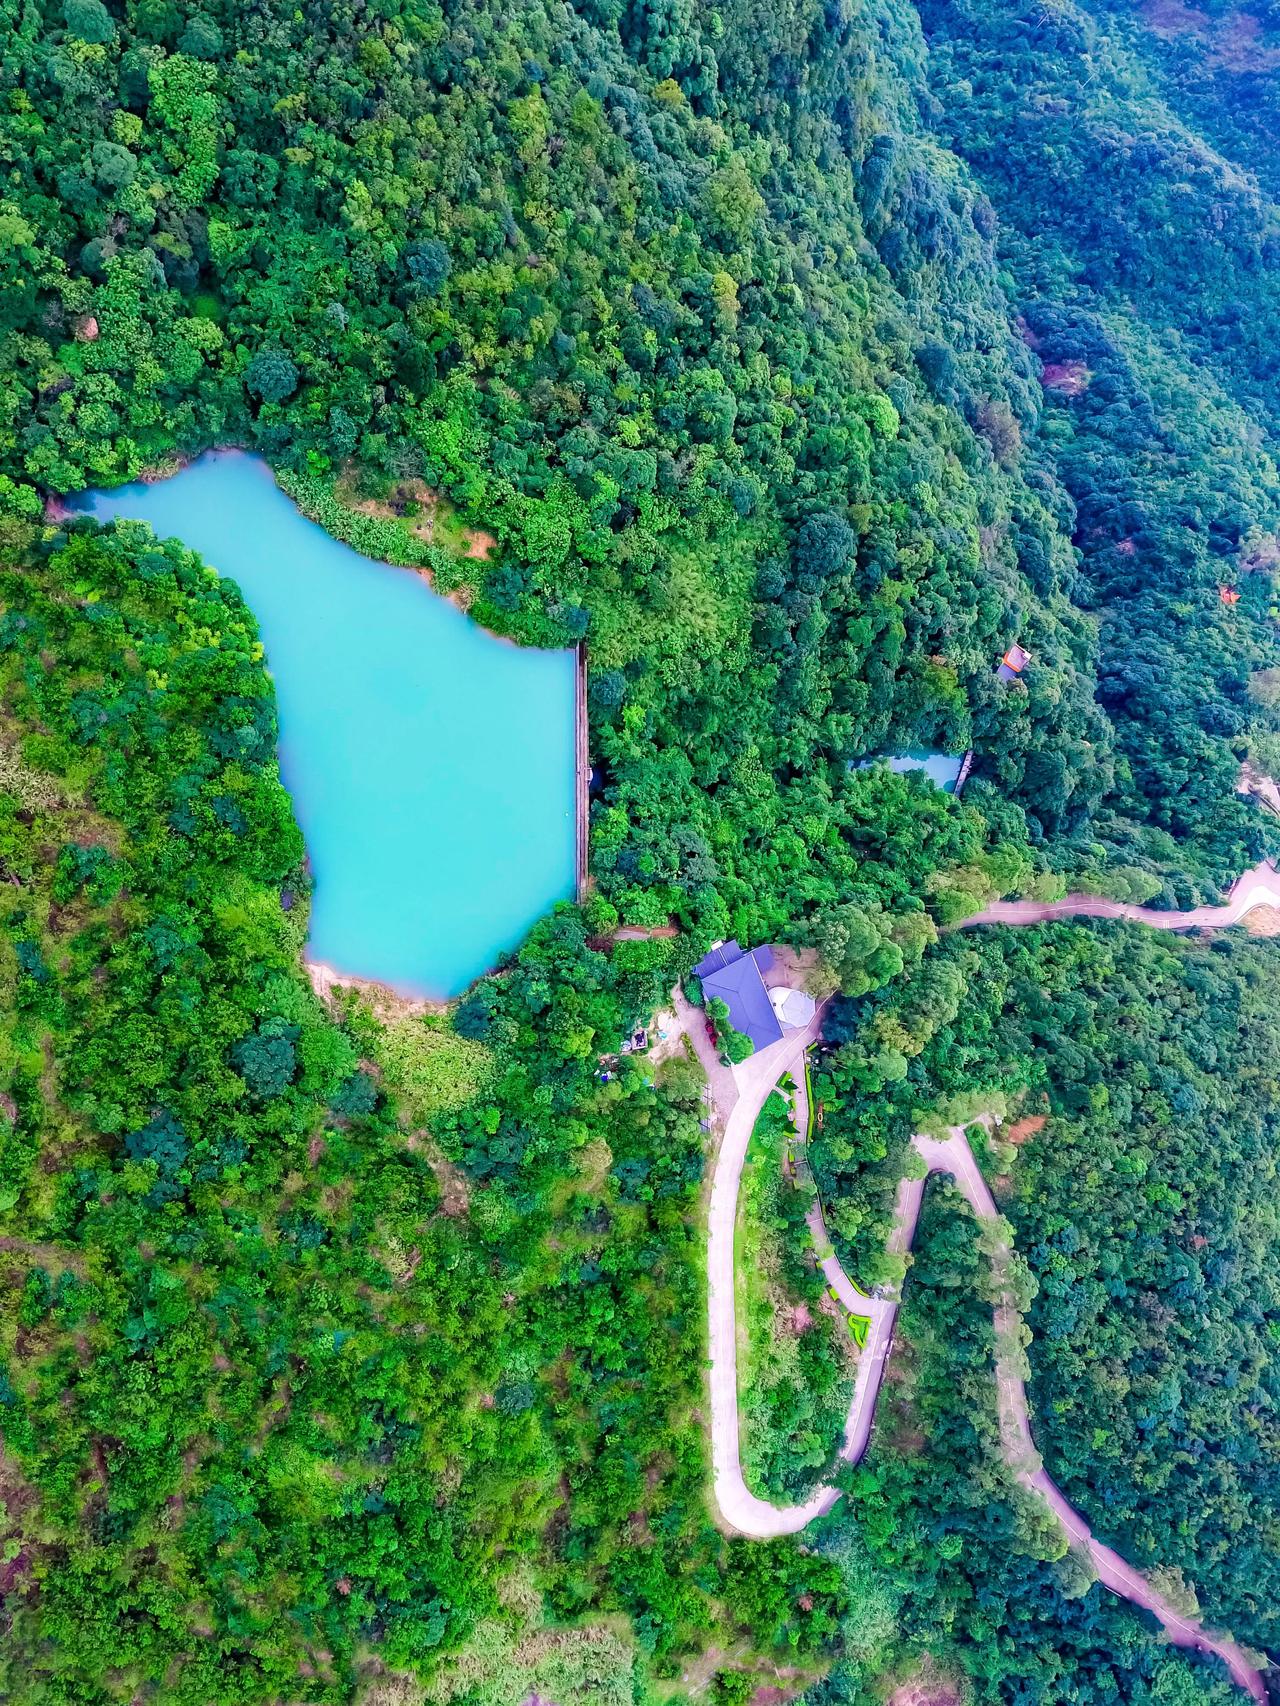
760, 944, 822, 993
1214, 9, 1280, 69
1244, 904, 1280, 937
1139, 0, 1280, 68
637, 1007, 684, 1067
306, 958, 446, 1020
339, 470, 496, 560
1141, 0, 1210, 38
462, 526, 496, 560
1040, 360, 1091, 396
889, 1667, 962, 1706
343, 478, 444, 546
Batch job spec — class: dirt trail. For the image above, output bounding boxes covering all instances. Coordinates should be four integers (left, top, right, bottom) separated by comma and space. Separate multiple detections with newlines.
960, 859, 1280, 932
915, 1127, 1267, 1700
701, 1003, 837, 1538
699, 862, 1279, 1697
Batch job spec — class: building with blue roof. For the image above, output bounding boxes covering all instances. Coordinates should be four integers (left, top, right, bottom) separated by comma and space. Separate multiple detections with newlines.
691, 940, 783, 1053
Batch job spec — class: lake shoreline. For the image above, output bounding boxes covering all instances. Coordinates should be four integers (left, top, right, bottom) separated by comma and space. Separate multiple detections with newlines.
69, 453, 580, 998
48, 445, 506, 631
57, 446, 593, 955
575, 644, 589, 900
305, 956, 448, 1019
44, 445, 244, 524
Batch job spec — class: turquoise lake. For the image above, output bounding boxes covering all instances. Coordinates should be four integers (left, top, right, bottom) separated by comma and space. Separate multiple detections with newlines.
851, 751, 965, 793
71, 451, 578, 998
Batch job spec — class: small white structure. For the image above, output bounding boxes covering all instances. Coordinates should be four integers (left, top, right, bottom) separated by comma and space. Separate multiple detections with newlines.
770, 986, 816, 1030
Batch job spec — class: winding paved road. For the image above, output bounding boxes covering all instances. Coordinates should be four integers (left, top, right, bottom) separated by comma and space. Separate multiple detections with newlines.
685, 992, 839, 1537
698, 862, 1280, 1696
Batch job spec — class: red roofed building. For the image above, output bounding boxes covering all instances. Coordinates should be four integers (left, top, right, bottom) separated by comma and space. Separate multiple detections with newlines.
997, 643, 1030, 682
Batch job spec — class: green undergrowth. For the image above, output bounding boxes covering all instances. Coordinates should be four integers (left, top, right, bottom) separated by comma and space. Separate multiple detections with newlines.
807, 1047, 912, 1297
275, 467, 574, 651
738, 1082, 852, 1505
0, 520, 848, 1702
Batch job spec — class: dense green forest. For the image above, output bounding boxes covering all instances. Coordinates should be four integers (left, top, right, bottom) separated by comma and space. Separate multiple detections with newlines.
803, 1180, 1246, 1706
7, 0, 1280, 930
0, 521, 850, 1701
915, 0, 1280, 890
3, 0, 1280, 1700
812, 922, 1280, 1683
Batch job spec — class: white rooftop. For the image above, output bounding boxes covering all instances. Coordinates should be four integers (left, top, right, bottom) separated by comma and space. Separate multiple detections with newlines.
770, 986, 816, 1029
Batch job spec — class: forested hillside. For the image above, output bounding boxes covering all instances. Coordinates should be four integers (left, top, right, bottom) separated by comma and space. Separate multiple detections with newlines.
807, 1174, 1249, 1706
0, 520, 852, 1701
810, 921, 1280, 1696
915, 0, 1280, 887
8, 0, 1280, 933
3, 0, 1280, 1701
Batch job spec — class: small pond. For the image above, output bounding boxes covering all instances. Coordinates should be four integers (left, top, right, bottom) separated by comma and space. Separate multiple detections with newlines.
851, 751, 966, 793
70, 451, 578, 998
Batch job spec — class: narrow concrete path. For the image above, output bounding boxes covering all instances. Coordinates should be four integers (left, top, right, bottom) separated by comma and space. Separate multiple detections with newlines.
702, 1005, 837, 1538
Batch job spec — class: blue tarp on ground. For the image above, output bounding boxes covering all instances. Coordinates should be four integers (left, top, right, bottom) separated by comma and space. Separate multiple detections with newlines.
692, 941, 782, 1052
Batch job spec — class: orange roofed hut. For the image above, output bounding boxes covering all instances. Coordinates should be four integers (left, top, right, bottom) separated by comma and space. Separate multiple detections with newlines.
997, 643, 1030, 682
